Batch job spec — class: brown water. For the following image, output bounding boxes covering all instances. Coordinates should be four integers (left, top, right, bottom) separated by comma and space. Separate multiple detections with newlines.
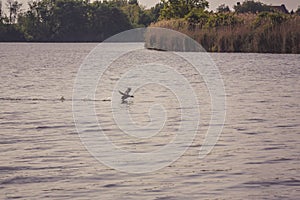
0, 43, 299, 199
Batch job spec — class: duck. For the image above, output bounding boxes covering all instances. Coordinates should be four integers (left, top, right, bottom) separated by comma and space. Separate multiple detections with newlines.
60, 96, 65, 102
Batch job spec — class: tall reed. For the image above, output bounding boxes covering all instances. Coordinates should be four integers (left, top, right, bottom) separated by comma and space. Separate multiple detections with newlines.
147, 13, 300, 53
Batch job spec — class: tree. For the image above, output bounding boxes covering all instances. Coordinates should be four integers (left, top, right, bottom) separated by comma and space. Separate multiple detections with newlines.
128, 0, 138, 5
54, 0, 89, 41
17, 0, 133, 41
296, 6, 300, 15
87, 3, 132, 40
234, 0, 270, 14
152, 2, 164, 20
6, 0, 22, 24
217, 4, 230, 13
185, 8, 209, 24
0, 1, 2, 19
188, 0, 209, 10
138, 9, 152, 26
149, 2, 164, 22
108, 0, 127, 7
160, 0, 209, 19
121, 3, 141, 26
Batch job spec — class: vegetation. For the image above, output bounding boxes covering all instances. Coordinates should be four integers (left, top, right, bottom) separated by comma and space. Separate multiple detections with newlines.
0, 0, 154, 41
146, 0, 300, 53
0, 0, 299, 53
6, 0, 22, 24
217, 4, 230, 13
296, 6, 300, 15
148, 13, 299, 53
234, 0, 271, 14
159, 0, 209, 19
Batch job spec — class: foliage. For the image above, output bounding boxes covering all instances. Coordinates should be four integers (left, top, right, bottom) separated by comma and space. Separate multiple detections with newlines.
148, 2, 164, 23
159, 0, 209, 20
185, 9, 240, 28
3, 0, 135, 41
0, 23, 24, 41
296, 6, 300, 15
6, 0, 22, 24
128, 0, 138, 5
256, 12, 288, 26
234, 0, 271, 14
107, 0, 128, 7
0, 0, 159, 41
184, 8, 209, 25
217, 4, 230, 13
0, 1, 2, 19
121, 1, 151, 27
0, 0, 299, 54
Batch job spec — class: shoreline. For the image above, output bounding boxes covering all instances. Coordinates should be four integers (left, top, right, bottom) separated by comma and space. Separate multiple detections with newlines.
0, 41, 299, 54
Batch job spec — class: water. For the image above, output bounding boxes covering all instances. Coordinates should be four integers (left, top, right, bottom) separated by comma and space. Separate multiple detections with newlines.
0, 43, 299, 199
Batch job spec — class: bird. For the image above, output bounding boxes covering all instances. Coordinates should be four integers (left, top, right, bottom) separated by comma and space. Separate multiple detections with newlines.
60, 96, 65, 102
119, 88, 134, 101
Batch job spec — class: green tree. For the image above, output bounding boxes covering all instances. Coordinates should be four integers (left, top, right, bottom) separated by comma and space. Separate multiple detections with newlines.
296, 6, 300, 15
18, 0, 55, 40
121, 3, 141, 26
160, 0, 209, 20
6, 0, 22, 24
0, 0, 24, 42
116, 0, 154, 27
138, 9, 152, 26
185, 8, 209, 25
88, 2, 132, 40
0, 1, 2, 20
234, 0, 271, 14
54, 0, 89, 41
128, 0, 138, 5
17, 0, 132, 41
217, 4, 230, 13
149, 2, 164, 22
108, 0, 128, 7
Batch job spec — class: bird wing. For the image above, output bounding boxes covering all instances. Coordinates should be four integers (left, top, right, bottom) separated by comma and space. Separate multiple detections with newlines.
125, 88, 131, 95
119, 90, 126, 96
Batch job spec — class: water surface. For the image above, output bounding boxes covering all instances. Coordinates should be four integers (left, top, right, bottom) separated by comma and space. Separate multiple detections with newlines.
0, 43, 299, 199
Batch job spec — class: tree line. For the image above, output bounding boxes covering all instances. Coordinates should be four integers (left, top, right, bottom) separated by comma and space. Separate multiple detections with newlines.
0, 0, 300, 54
0, 0, 161, 41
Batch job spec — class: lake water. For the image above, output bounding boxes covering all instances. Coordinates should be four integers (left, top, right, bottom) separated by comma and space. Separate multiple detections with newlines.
0, 43, 299, 199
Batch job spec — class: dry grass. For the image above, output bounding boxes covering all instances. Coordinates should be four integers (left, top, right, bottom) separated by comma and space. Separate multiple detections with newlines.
147, 14, 300, 53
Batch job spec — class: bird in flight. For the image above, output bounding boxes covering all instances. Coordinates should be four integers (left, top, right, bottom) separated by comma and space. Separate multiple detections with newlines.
119, 88, 134, 102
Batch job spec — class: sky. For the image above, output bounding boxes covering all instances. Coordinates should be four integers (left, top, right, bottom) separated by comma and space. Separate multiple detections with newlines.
139, 0, 299, 11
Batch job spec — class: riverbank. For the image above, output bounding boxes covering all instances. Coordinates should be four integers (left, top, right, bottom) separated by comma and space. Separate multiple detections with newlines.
146, 13, 300, 54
